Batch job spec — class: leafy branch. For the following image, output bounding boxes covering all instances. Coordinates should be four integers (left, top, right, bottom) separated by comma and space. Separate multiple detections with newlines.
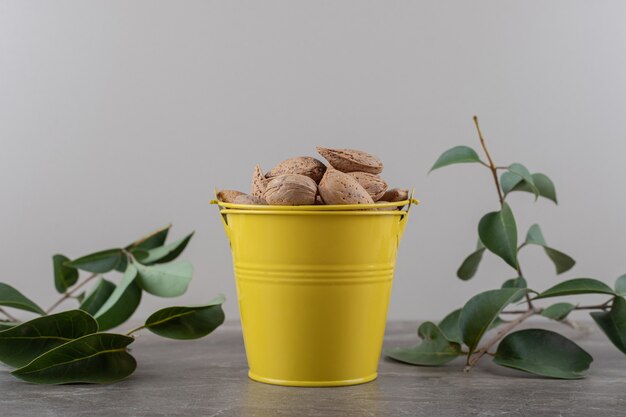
0, 225, 225, 384
387, 116, 626, 379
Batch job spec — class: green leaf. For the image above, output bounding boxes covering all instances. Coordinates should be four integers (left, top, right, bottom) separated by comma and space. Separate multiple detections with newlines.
507, 163, 539, 198
502, 173, 558, 204
144, 294, 225, 340
0, 310, 98, 368
615, 275, 626, 295
494, 329, 593, 379
94, 265, 142, 331
79, 278, 116, 315
385, 322, 463, 366
524, 224, 546, 245
501, 277, 528, 302
126, 225, 171, 251
430, 146, 483, 172
478, 203, 518, 269
502, 276, 527, 290
438, 309, 463, 344
66, 249, 123, 273
0, 283, 45, 315
541, 303, 576, 321
526, 173, 558, 204
11, 333, 136, 384
534, 278, 615, 300
524, 224, 575, 275
590, 297, 626, 354
132, 232, 194, 265
457, 248, 486, 281
460, 288, 529, 355
543, 247, 576, 275
52, 254, 79, 294
135, 261, 193, 298
116, 225, 172, 272
500, 172, 522, 195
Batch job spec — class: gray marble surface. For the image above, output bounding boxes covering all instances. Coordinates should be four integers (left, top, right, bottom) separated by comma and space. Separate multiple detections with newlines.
1, 321, 624, 417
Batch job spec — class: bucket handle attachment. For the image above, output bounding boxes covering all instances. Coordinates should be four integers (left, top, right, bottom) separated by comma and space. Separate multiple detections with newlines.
210, 189, 232, 242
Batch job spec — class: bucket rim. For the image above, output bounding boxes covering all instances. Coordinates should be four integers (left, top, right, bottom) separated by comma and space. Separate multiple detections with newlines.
210, 189, 419, 213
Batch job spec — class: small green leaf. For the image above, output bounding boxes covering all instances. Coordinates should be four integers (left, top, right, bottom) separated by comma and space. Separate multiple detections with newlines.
507, 163, 539, 198
0, 283, 45, 315
135, 261, 193, 298
500, 172, 522, 195
526, 173, 558, 204
116, 226, 172, 272
144, 295, 225, 340
615, 275, 626, 295
525, 224, 546, 246
502, 173, 558, 204
524, 225, 575, 274
438, 309, 463, 344
66, 249, 123, 273
501, 277, 528, 302
542, 303, 576, 321
94, 265, 142, 331
385, 322, 463, 366
79, 278, 116, 315
590, 297, 626, 354
52, 254, 79, 294
543, 247, 576, 275
502, 276, 528, 290
132, 232, 194, 265
460, 288, 529, 355
430, 146, 483, 172
478, 203, 518, 269
494, 329, 593, 379
11, 333, 136, 384
457, 248, 486, 281
534, 278, 615, 300
0, 310, 98, 368
126, 225, 171, 251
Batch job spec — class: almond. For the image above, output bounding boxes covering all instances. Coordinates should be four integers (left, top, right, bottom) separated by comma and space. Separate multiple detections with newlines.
217, 189, 245, 203
381, 188, 409, 202
266, 157, 327, 183
316, 147, 383, 174
251, 165, 270, 197
347, 172, 388, 201
264, 174, 317, 205
318, 169, 374, 205
233, 194, 268, 205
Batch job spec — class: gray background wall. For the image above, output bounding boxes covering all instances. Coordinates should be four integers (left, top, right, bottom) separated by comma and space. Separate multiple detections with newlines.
1, 1, 625, 323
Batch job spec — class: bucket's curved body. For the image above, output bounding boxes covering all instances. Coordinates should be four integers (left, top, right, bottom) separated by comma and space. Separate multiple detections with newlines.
215, 199, 415, 387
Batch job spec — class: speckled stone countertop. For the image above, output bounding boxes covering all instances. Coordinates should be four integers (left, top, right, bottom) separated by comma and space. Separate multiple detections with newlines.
1, 321, 624, 417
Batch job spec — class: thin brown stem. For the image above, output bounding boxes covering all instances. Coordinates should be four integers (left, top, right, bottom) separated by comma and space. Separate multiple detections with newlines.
465, 308, 537, 371
45, 273, 98, 314
0, 307, 19, 322
473, 116, 504, 206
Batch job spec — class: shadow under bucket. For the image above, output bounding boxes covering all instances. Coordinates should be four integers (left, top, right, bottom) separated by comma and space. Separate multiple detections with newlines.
212, 195, 418, 387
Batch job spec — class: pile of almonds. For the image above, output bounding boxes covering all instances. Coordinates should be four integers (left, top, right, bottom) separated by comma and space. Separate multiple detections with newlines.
217, 147, 408, 208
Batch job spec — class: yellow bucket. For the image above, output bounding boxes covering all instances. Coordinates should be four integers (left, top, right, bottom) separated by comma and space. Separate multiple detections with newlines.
212, 195, 418, 387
